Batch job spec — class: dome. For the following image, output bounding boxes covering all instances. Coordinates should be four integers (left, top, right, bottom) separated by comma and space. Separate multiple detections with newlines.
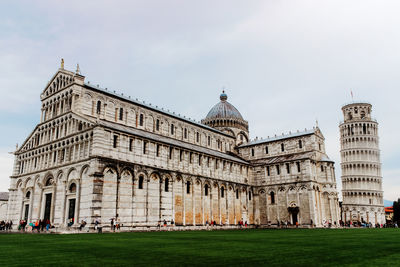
205, 91, 244, 120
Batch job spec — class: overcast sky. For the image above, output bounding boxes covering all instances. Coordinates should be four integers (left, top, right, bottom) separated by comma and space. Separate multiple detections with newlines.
0, 0, 399, 201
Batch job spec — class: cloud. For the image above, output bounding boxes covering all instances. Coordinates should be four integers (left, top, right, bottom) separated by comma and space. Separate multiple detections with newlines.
0, 0, 399, 201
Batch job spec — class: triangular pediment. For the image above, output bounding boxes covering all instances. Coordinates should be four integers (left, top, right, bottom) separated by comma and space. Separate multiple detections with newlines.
40, 68, 84, 100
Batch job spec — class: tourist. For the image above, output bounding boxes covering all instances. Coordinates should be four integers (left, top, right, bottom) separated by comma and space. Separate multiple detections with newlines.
79, 220, 86, 231
163, 219, 167, 227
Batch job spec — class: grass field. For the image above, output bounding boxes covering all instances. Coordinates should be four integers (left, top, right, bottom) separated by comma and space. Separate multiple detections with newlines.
0, 228, 399, 266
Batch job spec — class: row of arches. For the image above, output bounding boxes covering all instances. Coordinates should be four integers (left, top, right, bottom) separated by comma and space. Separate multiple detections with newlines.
18, 131, 93, 175
343, 191, 382, 197
202, 117, 249, 132
15, 165, 89, 224
44, 75, 74, 97
21, 115, 91, 152
341, 149, 380, 162
42, 89, 74, 122
341, 137, 378, 150
340, 122, 377, 137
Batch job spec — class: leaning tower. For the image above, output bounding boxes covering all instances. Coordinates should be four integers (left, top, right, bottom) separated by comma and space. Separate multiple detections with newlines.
339, 102, 385, 225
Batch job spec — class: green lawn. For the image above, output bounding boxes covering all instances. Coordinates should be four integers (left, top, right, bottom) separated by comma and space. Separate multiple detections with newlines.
0, 229, 399, 266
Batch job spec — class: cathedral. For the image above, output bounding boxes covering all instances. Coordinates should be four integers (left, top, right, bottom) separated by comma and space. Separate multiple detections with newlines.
6, 62, 340, 230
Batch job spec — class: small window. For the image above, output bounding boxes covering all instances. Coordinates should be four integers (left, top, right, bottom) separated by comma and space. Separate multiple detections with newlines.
276, 165, 280, 175
299, 140, 302, 149
189, 152, 193, 163
143, 141, 147, 154
165, 178, 169, 192
129, 138, 133, 152
281, 143, 285, 152
156, 119, 160, 131
236, 189, 239, 199
265, 146, 269, 154
267, 166, 270, 176
96, 101, 101, 114
138, 176, 144, 189
270, 192, 275, 204
25, 191, 31, 199
296, 162, 301, 173
205, 184, 209, 196
156, 144, 160, 157
180, 150, 183, 161
139, 114, 144, 126
169, 147, 173, 159
78, 123, 83, 131
198, 155, 202, 166
208, 136, 211, 146
119, 108, 124, 120
319, 143, 322, 150
196, 132, 200, 143
251, 148, 255, 157
113, 135, 118, 148
171, 124, 174, 135
184, 128, 187, 139
187, 181, 191, 194
321, 165, 324, 172
286, 163, 290, 174
221, 187, 225, 198
69, 183, 76, 193
249, 191, 252, 200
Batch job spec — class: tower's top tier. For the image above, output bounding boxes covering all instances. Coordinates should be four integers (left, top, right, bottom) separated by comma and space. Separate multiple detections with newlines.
342, 102, 372, 122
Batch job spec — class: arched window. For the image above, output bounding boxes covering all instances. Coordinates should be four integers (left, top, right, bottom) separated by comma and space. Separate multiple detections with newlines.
25, 191, 31, 199
139, 114, 144, 126
186, 181, 191, 194
96, 101, 101, 114
299, 140, 302, 149
205, 184, 209, 196
156, 119, 160, 131
165, 178, 169, 192
69, 183, 76, 193
138, 176, 144, 189
221, 187, 225, 198
281, 143, 285, 152
45, 177, 54, 186
270, 192, 275, 204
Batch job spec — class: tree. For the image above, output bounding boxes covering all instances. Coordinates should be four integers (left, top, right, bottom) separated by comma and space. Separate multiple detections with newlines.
393, 198, 400, 224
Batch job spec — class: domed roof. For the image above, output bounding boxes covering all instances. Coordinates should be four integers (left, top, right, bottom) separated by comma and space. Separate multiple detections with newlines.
205, 91, 244, 120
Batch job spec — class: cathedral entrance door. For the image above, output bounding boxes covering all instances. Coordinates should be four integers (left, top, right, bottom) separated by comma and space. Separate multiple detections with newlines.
44, 193, 52, 221
24, 204, 29, 221
288, 206, 299, 225
68, 199, 76, 221
292, 212, 298, 225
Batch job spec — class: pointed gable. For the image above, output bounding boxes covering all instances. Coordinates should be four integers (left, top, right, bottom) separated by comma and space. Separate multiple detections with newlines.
40, 68, 85, 100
